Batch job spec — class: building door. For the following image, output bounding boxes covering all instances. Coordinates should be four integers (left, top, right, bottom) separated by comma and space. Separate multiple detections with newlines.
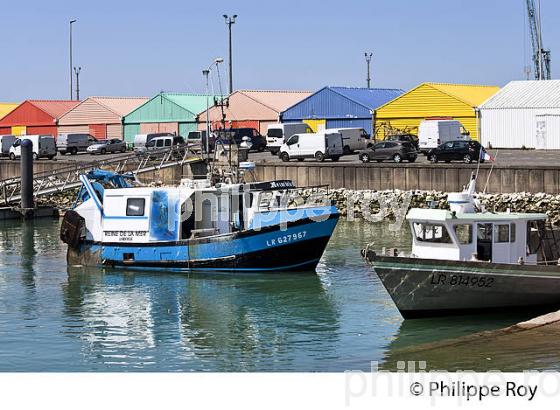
536, 119, 547, 149
11, 126, 26, 136
303, 119, 326, 132
89, 124, 107, 140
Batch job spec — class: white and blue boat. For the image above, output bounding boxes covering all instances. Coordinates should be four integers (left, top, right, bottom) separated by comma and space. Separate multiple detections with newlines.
60, 170, 339, 272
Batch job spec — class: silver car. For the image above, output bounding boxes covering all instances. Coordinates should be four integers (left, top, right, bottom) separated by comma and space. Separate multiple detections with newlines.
86, 138, 127, 155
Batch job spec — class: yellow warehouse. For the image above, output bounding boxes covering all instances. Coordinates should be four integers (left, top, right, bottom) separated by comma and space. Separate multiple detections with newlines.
374, 83, 500, 141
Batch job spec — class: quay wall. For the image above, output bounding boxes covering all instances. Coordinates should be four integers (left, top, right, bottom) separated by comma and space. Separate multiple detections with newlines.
2, 160, 560, 194
252, 162, 560, 194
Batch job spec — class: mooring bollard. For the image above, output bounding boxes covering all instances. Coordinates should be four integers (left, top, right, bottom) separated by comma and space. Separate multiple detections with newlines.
20, 139, 34, 211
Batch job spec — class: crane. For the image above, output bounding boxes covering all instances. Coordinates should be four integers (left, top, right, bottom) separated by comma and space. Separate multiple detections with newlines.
526, 0, 551, 80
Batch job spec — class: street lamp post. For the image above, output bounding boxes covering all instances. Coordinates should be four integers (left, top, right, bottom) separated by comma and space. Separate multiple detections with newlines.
74, 67, 82, 101
365, 52, 373, 89
69, 19, 77, 100
223, 14, 237, 95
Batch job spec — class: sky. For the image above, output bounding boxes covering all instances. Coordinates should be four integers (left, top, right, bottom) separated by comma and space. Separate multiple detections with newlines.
0, 0, 558, 101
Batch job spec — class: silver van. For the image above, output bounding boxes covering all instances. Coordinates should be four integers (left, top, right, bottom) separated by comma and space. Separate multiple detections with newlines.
58, 133, 97, 155
0, 135, 16, 157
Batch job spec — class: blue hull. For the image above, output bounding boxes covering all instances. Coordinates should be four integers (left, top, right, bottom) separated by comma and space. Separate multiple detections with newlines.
69, 210, 339, 273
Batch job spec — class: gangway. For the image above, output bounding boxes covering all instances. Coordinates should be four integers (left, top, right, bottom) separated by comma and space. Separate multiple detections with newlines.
0, 145, 204, 206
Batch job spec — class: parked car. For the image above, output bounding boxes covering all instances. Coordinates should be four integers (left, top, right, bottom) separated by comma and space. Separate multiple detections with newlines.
418, 119, 470, 155
58, 133, 97, 155
384, 133, 419, 151
358, 141, 417, 163
0, 135, 16, 157
279, 131, 343, 162
427, 140, 485, 164
9, 135, 57, 160
87, 138, 127, 155
266, 123, 312, 155
330, 127, 370, 154
136, 135, 185, 154
218, 128, 267, 152
133, 133, 175, 151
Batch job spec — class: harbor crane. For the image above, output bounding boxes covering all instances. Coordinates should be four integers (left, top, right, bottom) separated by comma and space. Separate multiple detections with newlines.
526, 0, 551, 80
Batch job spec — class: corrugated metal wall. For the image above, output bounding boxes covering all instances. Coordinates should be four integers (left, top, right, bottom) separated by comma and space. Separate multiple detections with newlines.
480, 108, 560, 148
326, 118, 372, 134
282, 87, 372, 120
179, 122, 197, 136
106, 124, 122, 138
26, 126, 57, 136
89, 124, 107, 139
375, 84, 481, 140
303, 119, 326, 132
140, 122, 179, 134
59, 99, 121, 125
124, 124, 140, 143
58, 125, 90, 135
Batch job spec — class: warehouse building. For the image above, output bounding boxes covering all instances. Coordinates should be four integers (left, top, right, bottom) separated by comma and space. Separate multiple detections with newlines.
479, 80, 560, 149
58, 96, 148, 140
374, 83, 500, 140
0, 100, 79, 136
0, 103, 18, 120
281, 86, 403, 135
123, 93, 210, 143
198, 90, 311, 135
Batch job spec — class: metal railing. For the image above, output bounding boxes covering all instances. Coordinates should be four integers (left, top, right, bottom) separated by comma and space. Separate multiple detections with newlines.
0, 144, 204, 205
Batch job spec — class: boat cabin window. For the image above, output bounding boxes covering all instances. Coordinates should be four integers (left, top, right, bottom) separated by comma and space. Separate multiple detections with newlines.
126, 198, 145, 216
494, 224, 510, 243
453, 224, 472, 244
527, 220, 542, 255
413, 223, 453, 244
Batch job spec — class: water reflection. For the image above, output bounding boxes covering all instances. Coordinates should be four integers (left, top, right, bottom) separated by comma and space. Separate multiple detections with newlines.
62, 267, 339, 371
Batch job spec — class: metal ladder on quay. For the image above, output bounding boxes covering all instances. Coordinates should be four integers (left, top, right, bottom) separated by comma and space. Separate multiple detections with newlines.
0, 145, 204, 206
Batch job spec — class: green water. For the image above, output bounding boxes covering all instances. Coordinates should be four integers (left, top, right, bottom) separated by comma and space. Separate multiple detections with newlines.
0, 219, 543, 371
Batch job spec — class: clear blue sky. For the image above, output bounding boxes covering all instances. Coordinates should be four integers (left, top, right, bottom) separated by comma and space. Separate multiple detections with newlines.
0, 0, 558, 101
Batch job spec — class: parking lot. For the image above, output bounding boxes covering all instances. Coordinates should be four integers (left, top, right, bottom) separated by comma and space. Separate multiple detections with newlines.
249, 149, 560, 167
1, 148, 559, 168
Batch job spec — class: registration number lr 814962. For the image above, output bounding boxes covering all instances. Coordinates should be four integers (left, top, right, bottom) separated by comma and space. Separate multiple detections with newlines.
266, 231, 307, 247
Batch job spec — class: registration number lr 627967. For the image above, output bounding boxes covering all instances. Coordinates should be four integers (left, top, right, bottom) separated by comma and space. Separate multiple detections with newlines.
266, 231, 307, 247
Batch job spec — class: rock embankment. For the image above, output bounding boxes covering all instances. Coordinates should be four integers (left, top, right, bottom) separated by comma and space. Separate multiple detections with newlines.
297, 188, 560, 226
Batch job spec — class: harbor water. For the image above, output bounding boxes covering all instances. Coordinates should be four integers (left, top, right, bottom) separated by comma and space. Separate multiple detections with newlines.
0, 218, 550, 372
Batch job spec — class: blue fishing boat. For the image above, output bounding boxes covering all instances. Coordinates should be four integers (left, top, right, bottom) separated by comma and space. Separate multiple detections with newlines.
60, 170, 339, 272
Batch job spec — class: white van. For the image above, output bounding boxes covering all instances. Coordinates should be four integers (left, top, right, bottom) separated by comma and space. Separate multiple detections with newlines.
0, 135, 16, 157
279, 131, 343, 162
9, 135, 57, 160
328, 128, 369, 154
133, 133, 175, 152
418, 119, 469, 154
266, 123, 311, 155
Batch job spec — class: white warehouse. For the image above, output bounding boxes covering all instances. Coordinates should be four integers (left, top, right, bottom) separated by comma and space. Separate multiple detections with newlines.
479, 80, 560, 149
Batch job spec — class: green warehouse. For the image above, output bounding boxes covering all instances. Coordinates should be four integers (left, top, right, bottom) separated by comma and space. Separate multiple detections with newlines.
123, 92, 210, 143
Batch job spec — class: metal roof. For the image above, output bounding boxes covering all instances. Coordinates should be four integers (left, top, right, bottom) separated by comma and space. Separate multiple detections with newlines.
328, 87, 404, 110
163, 93, 212, 116
237, 90, 312, 112
28, 100, 80, 118
427, 83, 500, 107
88, 97, 149, 117
479, 80, 560, 109
0, 103, 18, 119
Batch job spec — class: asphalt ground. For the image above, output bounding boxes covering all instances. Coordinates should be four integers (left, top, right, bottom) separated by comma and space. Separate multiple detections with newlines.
249, 149, 560, 167
1, 148, 559, 167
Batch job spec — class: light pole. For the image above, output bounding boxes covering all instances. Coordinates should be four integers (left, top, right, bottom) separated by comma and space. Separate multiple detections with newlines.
74, 67, 82, 100
365, 52, 372, 89
223, 14, 237, 95
69, 19, 77, 100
